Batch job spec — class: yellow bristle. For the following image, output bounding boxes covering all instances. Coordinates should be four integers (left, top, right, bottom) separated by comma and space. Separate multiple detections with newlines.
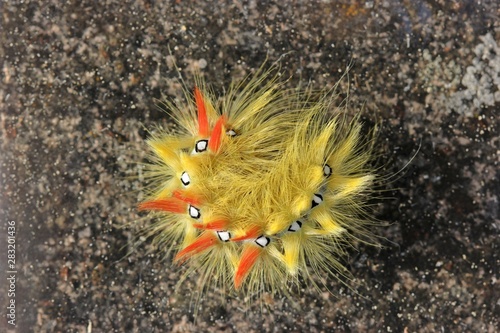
309, 207, 346, 236
328, 174, 375, 198
280, 232, 303, 275
181, 221, 199, 249
149, 136, 193, 162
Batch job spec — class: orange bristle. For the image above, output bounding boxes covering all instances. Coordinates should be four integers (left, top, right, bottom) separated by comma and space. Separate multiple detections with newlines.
138, 198, 187, 214
194, 87, 209, 137
172, 189, 203, 206
234, 245, 261, 289
231, 226, 261, 242
174, 232, 217, 263
192, 218, 229, 230
208, 115, 226, 153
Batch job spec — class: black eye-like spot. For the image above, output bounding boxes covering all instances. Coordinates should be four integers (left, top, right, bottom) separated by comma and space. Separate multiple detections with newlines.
323, 164, 332, 177
217, 231, 231, 242
195, 140, 208, 153
180, 171, 191, 186
311, 194, 323, 208
288, 220, 303, 232
188, 205, 201, 219
255, 235, 270, 248
226, 129, 237, 137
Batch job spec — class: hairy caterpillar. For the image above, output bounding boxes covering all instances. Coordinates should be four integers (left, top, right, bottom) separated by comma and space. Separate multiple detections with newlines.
137, 65, 381, 300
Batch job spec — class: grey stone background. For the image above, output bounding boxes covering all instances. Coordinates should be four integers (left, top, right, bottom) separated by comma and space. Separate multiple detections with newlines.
0, 0, 498, 332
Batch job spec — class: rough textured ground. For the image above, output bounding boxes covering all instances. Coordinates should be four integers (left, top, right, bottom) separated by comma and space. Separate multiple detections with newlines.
1, 0, 498, 332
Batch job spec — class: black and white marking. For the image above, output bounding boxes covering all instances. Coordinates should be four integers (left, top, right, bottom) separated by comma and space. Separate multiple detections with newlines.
217, 231, 231, 242
180, 171, 191, 186
188, 205, 201, 219
311, 193, 324, 208
288, 220, 303, 232
254, 235, 271, 248
194, 140, 208, 153
323, 164, 332, 177
226, 129, 237, 137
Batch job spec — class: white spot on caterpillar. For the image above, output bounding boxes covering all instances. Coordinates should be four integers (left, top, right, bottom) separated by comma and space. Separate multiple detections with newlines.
255, 235, 270, 248
323, 164, 332, 177
194, 139, 208, 153
226, 129, 237, 137
188, 205, 201, 219
217, 231, 231, 242
311, 194, 323, 208
180, 171, 191, 186
288, 220, 303, 232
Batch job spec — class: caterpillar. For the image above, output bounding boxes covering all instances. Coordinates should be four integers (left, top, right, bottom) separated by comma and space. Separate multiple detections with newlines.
137, 65, 381, 300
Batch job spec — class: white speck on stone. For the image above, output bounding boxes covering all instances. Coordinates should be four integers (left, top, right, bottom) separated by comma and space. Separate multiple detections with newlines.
198, 58, 207, 69
78, 226, 92, 238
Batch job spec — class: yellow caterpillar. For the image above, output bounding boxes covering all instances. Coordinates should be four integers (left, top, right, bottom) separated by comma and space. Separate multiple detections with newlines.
138, 65, 380, 298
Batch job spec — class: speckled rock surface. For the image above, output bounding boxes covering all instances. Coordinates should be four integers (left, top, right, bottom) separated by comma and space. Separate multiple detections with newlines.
1, 1, 498, 332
